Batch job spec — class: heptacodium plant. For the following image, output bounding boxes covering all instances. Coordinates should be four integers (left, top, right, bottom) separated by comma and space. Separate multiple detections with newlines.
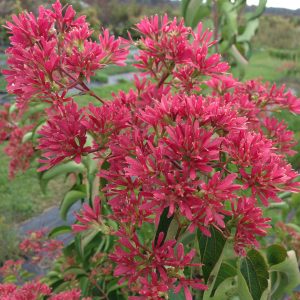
0, 1, 300, 299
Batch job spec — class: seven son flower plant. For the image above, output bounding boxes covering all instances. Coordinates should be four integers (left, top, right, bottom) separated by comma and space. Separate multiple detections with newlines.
0, 1, 300, 299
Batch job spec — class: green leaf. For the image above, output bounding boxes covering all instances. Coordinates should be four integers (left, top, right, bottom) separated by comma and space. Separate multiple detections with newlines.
270, 250, 300, 299
212, 276, 238, 300
181, 0, 191, 19
60, 190, 86, 220
198, 227, 227, 283
169, 289, 185, 300
237, 19, 259, 43
80, 276, 90, 296
266, 244, 287, 266
182, 0, 210, 28
22, 132, 33, 143
107, 278, 125, 295
239, 249, 269, 300
212, 260, 237, 295
8, 103, 17, 114
237, 269, 254, 300
154, 207, 174, 246
40, 161, 85, 193
191, 4, 210, 29
64, 267, 86, 277
245, 0, 267, 21
48, 225, 72, 238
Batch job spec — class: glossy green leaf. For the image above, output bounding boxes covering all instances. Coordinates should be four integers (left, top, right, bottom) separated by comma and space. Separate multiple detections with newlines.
154, 207, 174, 246
80, 276, 90, 296
40, 161, 85, 192
266, 244, 287, 266
237, 269, 254, 300
48, 225, 72, 239
42, 161, 85, 181
239, 249, 269, 300
60, 190, 86, 220
198, 227, 227, 283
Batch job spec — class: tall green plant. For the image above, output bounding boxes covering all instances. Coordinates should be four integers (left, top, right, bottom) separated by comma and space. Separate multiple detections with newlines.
182, 0, 267, 77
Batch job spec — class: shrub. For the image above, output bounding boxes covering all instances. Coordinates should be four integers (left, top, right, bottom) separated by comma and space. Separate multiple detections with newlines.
0, 1, 300, 299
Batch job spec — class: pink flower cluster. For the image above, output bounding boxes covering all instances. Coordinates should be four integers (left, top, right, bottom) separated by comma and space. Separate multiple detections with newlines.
3, 0, 128, 109
19, 228, 63, 264
0, 282, 89, 300
2, 2, 300, 299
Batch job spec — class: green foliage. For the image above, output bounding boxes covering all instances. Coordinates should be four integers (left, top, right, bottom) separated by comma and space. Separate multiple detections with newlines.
154, 207, 174, 245
253, 15, 300, 50
91, 72, 108, 84
0, 216, 20, 263
182, 0, 267, 78
198, 226, 227, 283
239, 249, 269, 300
268, 248, 300, 299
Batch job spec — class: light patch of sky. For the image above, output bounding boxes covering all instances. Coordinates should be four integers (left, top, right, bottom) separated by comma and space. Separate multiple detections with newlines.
247, 0, 300, 10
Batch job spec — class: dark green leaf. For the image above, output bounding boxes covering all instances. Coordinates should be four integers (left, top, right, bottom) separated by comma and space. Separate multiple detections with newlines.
154, 207, 174, 246
80, 276, 90, 296
181, 0, 191, 19
169, 289, 185, 300
198, 227, 227, 283
60, 190, 86, 220
266, 245, 287, 266
48, 225, 71, 238
240, 249, 269, 300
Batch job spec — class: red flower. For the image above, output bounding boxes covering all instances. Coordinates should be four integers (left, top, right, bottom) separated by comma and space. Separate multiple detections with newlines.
232, 197, 271, 256
0, 281, 51, 300
163, 122, 221, 179
110, 232, 206, 297
38, 102, 91, 170
4, 126, 35, 178
190, 23, 229, 76
99, 29, 129, 66
263, 117, 297, 155
72, 197, 109, 233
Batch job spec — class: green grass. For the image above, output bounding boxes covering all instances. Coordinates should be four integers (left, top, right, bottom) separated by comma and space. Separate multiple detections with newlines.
102, 63, 136, 76
0, 145, 69, 224
0, 143, 71, 262
0, 81, 134, 224
74, 81, 134, 107
0, 75, 6, 91
90, 63, 136, 83
0, 81, 134, 221
91, 72, 109, 83
244, 50, 294, 82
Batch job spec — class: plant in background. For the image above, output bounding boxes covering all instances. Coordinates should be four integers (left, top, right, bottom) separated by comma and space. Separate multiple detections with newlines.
0, 1, 300, 299
182, 0, 267, 77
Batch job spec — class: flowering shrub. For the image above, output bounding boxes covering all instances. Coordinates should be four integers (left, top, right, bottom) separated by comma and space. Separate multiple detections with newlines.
1, 1, 300, 299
